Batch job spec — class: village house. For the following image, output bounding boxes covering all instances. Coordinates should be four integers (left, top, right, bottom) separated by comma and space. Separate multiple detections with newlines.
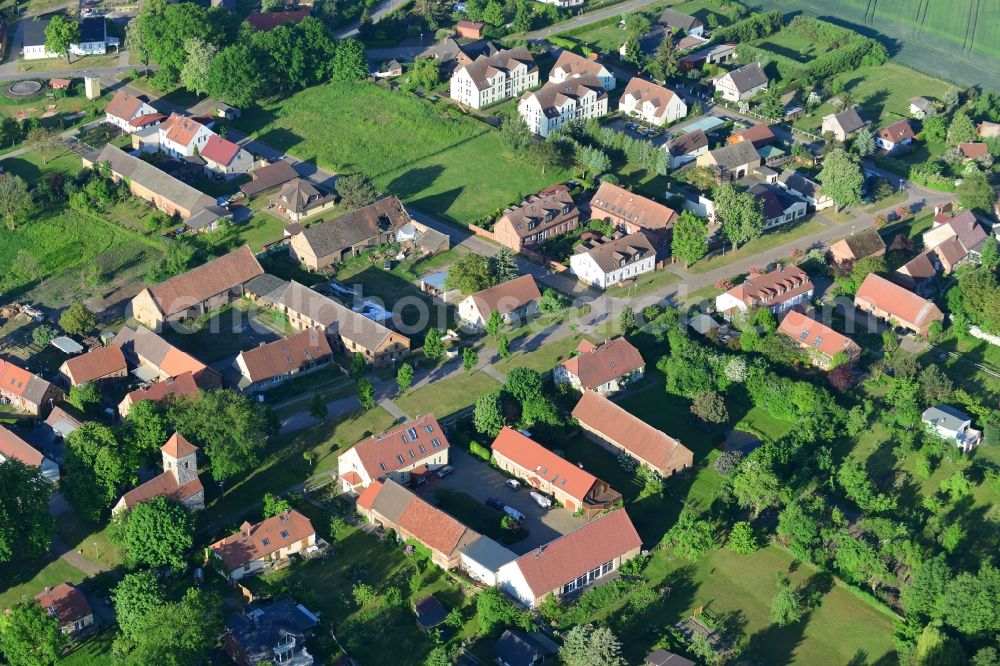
245, 10, 310, 31
337, 414, 450, 493
554, 337, 645, 395
536, 0, 583, 7
829, 227, 886, 265
958, 142, 989, 162
569, 232, 656, 289
696, 140, 761, 180
41, 406, 83, 461
748, 183, 808, 229
113, 325, 220, 388
618, 77, 687, 127
490, 427, 621, 515
854, 273, 944, 335
104, 90, 163, 133
496, 509, 642, 608
421, 37, 499, 78
646, 649, 696, 666
118, 371, 200, 418
876, 119, 916, 152
548, 50, 616, 90
715, 265, 814, 319
777, 169, 834, 210
210, 510, 317, 580
777, 310, 861, 370
130, 245, 264, 331
821, 107, 866, 142
518, 76, 608, 137
183, 205, 233, 234
666, 129, 709, 169
112, 433, 205, 515
234, 327, 334, 393
728, 123, 775, 148
58, 344, 127, 387
922, 405, 982, 452
22, 16, 114, 59
36, 583, 93, 635
923, 209, 989, 262
458, 274, 542, 332
271, 178, 337, 222
572, 390, 693, 477
85, 144, 216, 219
224, 598, 319, 666
680, 43, 737, 71
200, 135, 253, 180
459, 535, 518, 587
658, 8, 704, 36
288, 196, 411, 270
712, 62, 768, 102
0, 358, 63, 416
909, 96, 935, 119
0, 425, 60, 482
450, 47, 538, 109
491, 185, 579, 252
240, 160, 299, 199
357, 479, 479, 570
156, 113, 215, 158
455, 19, 485, 39
590, 183, 677, 246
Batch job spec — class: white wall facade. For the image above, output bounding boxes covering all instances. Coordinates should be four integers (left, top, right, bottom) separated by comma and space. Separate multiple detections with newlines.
569, 251, 655, 289
450, 64, 537, 109
519, 92, 608, 137
619, 93, 687, 127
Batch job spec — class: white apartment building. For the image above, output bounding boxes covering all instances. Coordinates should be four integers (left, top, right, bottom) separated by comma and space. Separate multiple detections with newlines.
618, 77, 687, 127
450, 47, 538, 109
518, 75, 608, 137
569, 232, 656, 290
548, 50, 616, 91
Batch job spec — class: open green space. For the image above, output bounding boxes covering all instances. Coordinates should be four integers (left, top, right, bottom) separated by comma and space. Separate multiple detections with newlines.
231, 82, 573, 225
0, 556, 86, 610
495, 330, 589, 375
59, 629, 116, 666
688, 219, 826, 275
395, 371, 501, 420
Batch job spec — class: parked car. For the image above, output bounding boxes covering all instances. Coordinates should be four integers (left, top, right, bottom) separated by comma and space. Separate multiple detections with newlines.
504, 479, 520, 491
485, 497, 505, 511
504, 506, 526, 522
530, 491, 552, 509
435, 465, 454, 479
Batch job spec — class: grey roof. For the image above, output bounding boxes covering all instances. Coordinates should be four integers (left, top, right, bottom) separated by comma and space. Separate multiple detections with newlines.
841, 228, 886, 259
51, 337, 84, 354
78, 17, 105, 43
658, 8, 702, 31
830, 107, 866, 134
708, 140, 760, 169
244, 273, 287, 297
369, 478, 416, 522
184, 205, 230, 230
413, 595, 447, 630
668, 129, 708, 157
646, 649, 696, 666
460, 535, 517, 571
271, 178, 334, 215
687, 313, 719, 334
225, 599, 318, 665
493, 630, 559, 666
458, 47, 537, 91
910, 96, 933, 110
299, 196, 410, 259
113, 325, 173, 367
922, 405, 972, 431
778, 169, 821, 198
523, 75, 606, 118
576, 232, 655, 273
22, 18, 49, 47
92, 144, 215, 214
422, 37, 497, 63
723, 62, 768, 93
240, 160, 299, 198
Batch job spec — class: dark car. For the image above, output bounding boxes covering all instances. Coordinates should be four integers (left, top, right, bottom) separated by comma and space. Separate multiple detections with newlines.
485, 497, 505, 511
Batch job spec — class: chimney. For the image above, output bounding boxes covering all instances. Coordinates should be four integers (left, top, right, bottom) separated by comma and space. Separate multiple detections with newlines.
240, 521, 252, 537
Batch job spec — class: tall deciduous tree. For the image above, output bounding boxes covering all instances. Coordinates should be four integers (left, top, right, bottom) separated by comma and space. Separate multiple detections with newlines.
63, 423, 135, 521
462, 347, 478, 373
671, 210, 708, 267
0, 601, 66, 666
44, 15, 79, 63
59, 302, 95, 336
116, 588, 222, 664
713, 183, 765, 248
956, 168, 997, 212
357, 378, 375, 410
332, 39, 368, 81
179, 38, 218, 95
123, 400, 171, 461
423, 328, 444, 361
818, 148, 864, 209
0, 460, 55, 563
206, 43, 261, 107
445, 252, 493, 295
110, 497, 193, 571
112, 571, 164, 644
0, 175, 32, 230
486, 309, 503, 338
396, 363, 414, 394
660, 510, 715, 560
474, 391, 504, 436
336, 173, 377, 209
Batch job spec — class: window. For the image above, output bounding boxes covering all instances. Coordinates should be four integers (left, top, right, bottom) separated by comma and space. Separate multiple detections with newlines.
280, 530, 289, 538
418, 444, 426, 454
813, 336, 823, 346
379, 462, 387, 471
431, 438, 441, 448
396, 454, 405, 464
407, 428, 418, 440
401, 435, 408, 444
424, 425, 433, 433
262, 538, 270, 547
409, 450, 416, 459
602, 561, 613, 575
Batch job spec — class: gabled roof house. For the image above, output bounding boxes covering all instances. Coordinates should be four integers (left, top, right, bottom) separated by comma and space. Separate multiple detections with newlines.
555, 338, 645, 395
854, 273, 944, 335
458, 275, 541, 331
0, 425, 60, 482
491, 185, 579, 252
337, 414, 450, 493
715, 265, 814, 319
0, 358, 63, 416
234, 327, 333, 392
210, 510, 317, 580
112, 433, 205, 515
590, 181, 677, 246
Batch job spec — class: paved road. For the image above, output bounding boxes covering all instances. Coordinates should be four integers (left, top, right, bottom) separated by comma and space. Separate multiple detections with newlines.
521, 0, 657, 41
334, 0, 412, 39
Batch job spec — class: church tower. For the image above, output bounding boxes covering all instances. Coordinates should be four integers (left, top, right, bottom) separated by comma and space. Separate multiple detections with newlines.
161, 432, 199, 485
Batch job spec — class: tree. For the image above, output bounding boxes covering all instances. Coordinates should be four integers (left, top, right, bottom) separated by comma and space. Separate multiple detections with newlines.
0, 175, 32, 230
462, 347, 478, 373
622, 13, 651, 37
476, 588, 531, 636
0, 460, 55, 563
691, 390, 728, 424
713, 183, 765, 248
260, 0, 283, 9
647, 34, 678, 82
206, 43, 262, 107
63, 423, 134, 521
819, 148, 864, 209
497, 334, 511, 359
512, 0, 532, 32
901, 556, 951, 620
332, 39, 368, 82
947, 111, 977, 146
67, 382, 102, 415
31, 324, 58, 348
59, 302, 95, 336
956, 168, 997, 212
979, 238, 1000, 271
837, 458, 895, 513
110, 496, 193, 571
618, 306, 636, 332
539, 288, 569, 313
262, 492, 292, 518
446, 252, 493, 295
0, 601, 65, 666
661, 510, 715, 560
777, 502, 820, 560
116, 588, 222, 664
410, 57, 440, 90
486, 309, 503, 338
559, 624, 626, 666
770, 586, 804, 626
919, 365, 953, 405
671, 211, 708, 267
351, 352, 366, 379
731, 453, 784, 517
123, 400, 170, 460
336, 173, 377, 209
500, 114, 532, 152
504, 367, 544, 403
489, 248, 519, 284
914, 623, 966, 666
756, 85, 784, 119
481, 0, 503, 26
834, 532, 891, 591
425, 646, 450, 666
179, 38, 217, 95
397, 362, 414, 393
113, 571, 164, 644
309, 393, 328, 420
0, 116, 19, 148
474, 390, 504, 436
44, 14, 79, 63
25, 125, 61, 165
622, 36, 643, 67
727, 521, 757, 555
423, 328, 444, 361
357, 378, 375, 410
923, 116, 947, 144
939, 564, 1000, 635
854, 130, 875, 157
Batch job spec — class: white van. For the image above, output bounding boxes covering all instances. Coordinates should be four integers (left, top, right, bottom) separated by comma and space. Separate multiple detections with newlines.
530, 491, 552, 509
503, 506, 526, 522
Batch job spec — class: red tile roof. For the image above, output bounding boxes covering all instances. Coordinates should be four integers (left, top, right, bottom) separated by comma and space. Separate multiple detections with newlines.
0, 425, 46, 468
855, 273, 943, 330
118, 470, 203, 511
341, 471, 362, 486
878, 119, 915, 143
62, 345, 127, 385
491, 427, 597, 502
469, 275, 541, 319
124, 371, 200, 407
356, 480, 383, 511
200, 135, 241, 166
105, 90, 145, 122
510, 509, 642, 598
352, 414, 449, 479
162, 432, 198, 459
590, 181, 677, 232
958, 142, 989, 159
210, 510, 315, 570
0, 358, 37, 399
160, 113, 206, 148
729, 123, 775, 146
777, 310, 860, 359
36, 583, 92, 625
146, 245, 263, 318
237, 327, 333, 383
559, 337, 644, 390
722, 265, 813, 311
246, 10, 310, 31
131, 113, 166, 128
396, 492, 470, 556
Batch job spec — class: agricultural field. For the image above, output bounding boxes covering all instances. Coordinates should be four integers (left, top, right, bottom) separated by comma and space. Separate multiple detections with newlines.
231, 82, 573, 225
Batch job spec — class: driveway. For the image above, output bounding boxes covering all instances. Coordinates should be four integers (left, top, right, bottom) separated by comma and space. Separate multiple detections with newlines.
423, 448, 587, 555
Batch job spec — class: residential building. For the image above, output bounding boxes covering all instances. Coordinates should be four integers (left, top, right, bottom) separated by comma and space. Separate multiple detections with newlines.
0, 425, 59, 482
958, 142, 989, 161
748, 183, 807, 229
455, 19, 485, 39
554, 338, 645, 395
41, 406, 83, 461
210, 510, 317, 580
548, 50, 616, 90
0, 358, 63, 416
728, 123, 775, 148
457, 275, 541, 332
712, 62, 767, 102
240, 160, 299, 198
22, 17, 113, 59
909, 96, 935, 118
113, 325, 219, 388
112, 433, 205, 515
85, 144, 216, 219
357, 479, 479, 570
420, 37, 499, 78
569, 232, 656, 289
695, 140, 761, 180
245, 10, 310, 31
234, 327, 333, 392
184, 205, 233, 234
493, 630, 560, 666
337, 414, 450, 493
270, 179, 337, 222
36, 584, 93, 635
288, 196, 411, 270
645, 649, 696, 666
491, 185, 579, 252
923, 209, 989, 261
657, 8, 704, 36
104, 90, 162, 133
490, 427, 621, 515
450, 47, 538, 109
876, 119, 915, 152
854, 273, 944, 335
536, 0, 582, 7
665, 129, 709, 169
224, 598, 319, 666
118, 371, 200, 418
518, 75, 608, 137
715, 265, 814, 319
618, 77, 686, 127
58, 345, 127, 387
590, 180, 676, 247
200, 135, 253, 179
459, 535, 517, 587
777, 310, 861, 370
821, 107, 866, 142
922, 405, 982, 452
496, 509, 642, 607
829, 228, 886, 265
157, 113, 214, 158
777, 169, 834, 210
572, 390, 693, 476
130, 245, 264, 331
680, 43, 737, 70
894, 250, 943, 292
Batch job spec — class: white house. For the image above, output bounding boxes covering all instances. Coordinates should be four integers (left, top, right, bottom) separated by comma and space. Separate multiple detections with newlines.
457, 275, 541, 331
876, 119, 916, 152
712, 62, 768, 102
459, 535, 518, 587
820, 107, 866, 142
200, 135, 253, 179
748, 183, 808, 229
450, 47, 538, 109
518, 75, 608, 137
618, 77, 687, 127
22, 17, 115, 60
569, 232, 655, 290
922, 405, 982, 452
715, 265, 814, 319
336, 414, 450, 494
548, 50, 615, 91
554, 337, 645, 395
535, 0, 583, 6
658, 8, 704, 37
105, 90, 162, 133
210, 510, 317, 580
157, 113, 215, 158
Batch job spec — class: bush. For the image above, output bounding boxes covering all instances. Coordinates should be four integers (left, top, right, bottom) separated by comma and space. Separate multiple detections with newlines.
469, 441, 491, 462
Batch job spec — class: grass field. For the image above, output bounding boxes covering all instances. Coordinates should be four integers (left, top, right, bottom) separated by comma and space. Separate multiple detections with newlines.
688, 219, 826, 275
0, 556, 86, 610
395, 371, 501, 420
232, 82, 572, 225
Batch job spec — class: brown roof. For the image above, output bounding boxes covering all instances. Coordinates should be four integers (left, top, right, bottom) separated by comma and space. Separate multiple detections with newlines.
0, 425, 46, 468
559, 337, 644, 390
496, 184, 578, 241
723, 265, 813, 310
210, 509, 315, 570
926, 209, 988, 254
574, 232, 655, 274
62, 345, 127, 385
930, 236, 967, 267
621, 78, 680, 121
145, 245, 264, 318
855, 273, 943, 329
777, 310, 860, 359
469, 275, 541, 319
897, 251, 937, 281
118, 469, 203, 510
131, 113, 166, 128
730, 123, 775, 146
240, 160, 299, 197
878, 119, 915, 143
491, 427, 599, 502
113, 325, 209, 379
246, 9, 310, 31
522, 75, 607, 117
298, 196, 410, 258
457, 19, 484, 30
271, 178, 335, 215
551, 50, 610, 81
162, 432, 198, 458
457, 47, 537, 91
123, 371, 200, 407
105, 90, 145, 122
668, 129, 708, 157
509, 509, 642, 598
591, 182, 676, 232
352, 414, 449, 479
396, 488, 471, 556
831, 228, 886, 262
237, 327, 332, 384
356, 480, 383, 511
571, 391, 692, 474
160, 113, 206, 148
0, 358, 57, 405
958, 142, 989, 159
36, 583, 92, 625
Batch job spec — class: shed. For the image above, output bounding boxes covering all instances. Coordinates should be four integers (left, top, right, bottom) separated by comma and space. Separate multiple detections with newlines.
51, 337, 84, 355
459, 535, 517, 586
419, 271, 459, 303
413, 595, 447, 631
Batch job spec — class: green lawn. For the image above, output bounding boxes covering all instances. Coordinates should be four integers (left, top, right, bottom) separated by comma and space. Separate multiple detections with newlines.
395, 371, 501, 420
232, 82, 573, 225
159, 303, 256, 363
59, 629, 116, 666
434, 488, 526, 546
495, 331, 589, 375
688, 219, 827, 275
1, 149, 85, 182
0, 557, 86, 610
